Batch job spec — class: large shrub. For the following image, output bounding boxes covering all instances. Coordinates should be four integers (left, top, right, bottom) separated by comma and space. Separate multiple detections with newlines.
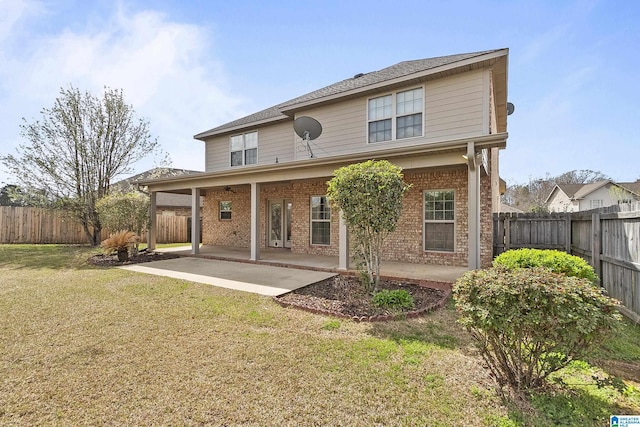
453, 267, 621, 391
493, 248, 598, 284
326, 160, 410, 291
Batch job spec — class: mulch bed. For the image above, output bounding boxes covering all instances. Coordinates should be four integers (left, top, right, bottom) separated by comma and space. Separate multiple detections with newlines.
276, 275, 451, 322
88, 250, 182, 267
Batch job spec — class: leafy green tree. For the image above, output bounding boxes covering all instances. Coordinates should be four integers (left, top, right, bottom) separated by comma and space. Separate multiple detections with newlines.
326, 160, 410, 291
1, 85, 160, 245
96, 191, 150, 248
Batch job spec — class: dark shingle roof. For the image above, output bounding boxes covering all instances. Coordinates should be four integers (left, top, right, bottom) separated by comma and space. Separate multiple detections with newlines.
619, 181, 640, 196
555, 184, 586, 199
195, 49, 505, 139
112, 168, 203, 192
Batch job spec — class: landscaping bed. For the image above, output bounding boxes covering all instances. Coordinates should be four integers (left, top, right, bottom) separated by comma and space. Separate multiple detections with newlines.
276, 274, 450, 321
88, 250, 181, 267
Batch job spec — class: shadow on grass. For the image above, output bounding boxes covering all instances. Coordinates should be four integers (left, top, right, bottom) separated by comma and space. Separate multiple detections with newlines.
0, 244, 98, 270
365, 300, 475, 352
515, 384, 636, 427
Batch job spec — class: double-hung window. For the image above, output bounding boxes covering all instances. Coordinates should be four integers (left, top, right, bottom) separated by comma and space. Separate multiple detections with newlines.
219, 201, 232, 220
368, 87, 423, 143
424, 190, 455, 252
230, 131, 258, 166
310, 196, 331, 245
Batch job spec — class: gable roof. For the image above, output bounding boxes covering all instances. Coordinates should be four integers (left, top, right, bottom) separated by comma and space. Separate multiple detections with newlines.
195, 48, 508, 140
619, 181, 640, 196
547, 180, 640, 203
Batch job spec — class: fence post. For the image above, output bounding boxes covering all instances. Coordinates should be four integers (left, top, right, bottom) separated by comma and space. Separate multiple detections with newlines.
565, 214, 572, 253
504, 215, 511, 252
591, 212, 601, 282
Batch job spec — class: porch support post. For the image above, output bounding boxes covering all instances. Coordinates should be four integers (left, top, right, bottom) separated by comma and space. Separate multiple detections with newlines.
191, 188, 201, 255
250, 182, 261, 261
467, 141, 481, 269
338, 210, 349, 270
148, 191, 157, 250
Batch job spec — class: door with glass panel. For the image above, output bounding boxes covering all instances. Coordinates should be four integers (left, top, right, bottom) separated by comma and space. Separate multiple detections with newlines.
268, 199, 292, 248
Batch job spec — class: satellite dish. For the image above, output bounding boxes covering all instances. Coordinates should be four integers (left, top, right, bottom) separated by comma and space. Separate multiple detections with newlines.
507, 102, 515, 116
294, 116, 323, 141
294, 116, 323, 158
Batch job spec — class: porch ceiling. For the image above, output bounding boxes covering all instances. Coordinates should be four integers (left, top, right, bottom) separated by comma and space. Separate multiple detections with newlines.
142, 133, 507, 194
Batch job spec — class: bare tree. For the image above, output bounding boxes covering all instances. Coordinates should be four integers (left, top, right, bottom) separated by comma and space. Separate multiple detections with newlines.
502, 170, 611, 212
1, 85, 161, 245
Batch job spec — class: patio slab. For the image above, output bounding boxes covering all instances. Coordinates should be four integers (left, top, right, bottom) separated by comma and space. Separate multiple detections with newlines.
119, 257, 336, 296
159, 245, 468, 284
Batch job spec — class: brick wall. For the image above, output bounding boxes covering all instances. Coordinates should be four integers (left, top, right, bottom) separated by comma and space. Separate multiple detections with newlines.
201, 167, 493, 267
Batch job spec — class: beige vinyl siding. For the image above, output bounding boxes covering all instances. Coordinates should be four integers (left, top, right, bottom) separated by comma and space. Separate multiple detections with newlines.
295, 69, 486, 158
294, 98, 366, 160
425, 69, 485, 140
206, 68, 488, 169
258, 121, 295, 165
205, 122, 295, 172
205, 137, 229, 172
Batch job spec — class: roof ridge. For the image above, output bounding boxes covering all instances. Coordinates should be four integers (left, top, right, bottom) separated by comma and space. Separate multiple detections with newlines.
194, 48, 507, 139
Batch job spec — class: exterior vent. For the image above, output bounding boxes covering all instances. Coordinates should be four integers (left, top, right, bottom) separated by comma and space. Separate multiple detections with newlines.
353, 73, 364, 79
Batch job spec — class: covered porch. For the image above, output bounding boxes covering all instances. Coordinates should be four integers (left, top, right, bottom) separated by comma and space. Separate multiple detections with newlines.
160, 244, 468, 284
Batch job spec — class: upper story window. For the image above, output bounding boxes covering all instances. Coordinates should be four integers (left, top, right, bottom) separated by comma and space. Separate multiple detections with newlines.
230, 131, 258, 166
368, 87, 423, 143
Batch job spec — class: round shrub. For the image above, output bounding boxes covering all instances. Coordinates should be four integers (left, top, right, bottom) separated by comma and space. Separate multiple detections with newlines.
493, 248, 598, 284
372, 289, 414, 310
453, 266, 620, 391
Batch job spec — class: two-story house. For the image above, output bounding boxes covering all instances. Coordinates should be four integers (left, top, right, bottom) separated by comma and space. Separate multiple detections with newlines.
141, 48, 509, 269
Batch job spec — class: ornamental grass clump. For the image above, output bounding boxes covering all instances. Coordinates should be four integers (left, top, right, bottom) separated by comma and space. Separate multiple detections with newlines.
101, 230, 139, 262
493, 248, 598, 284
453, 267, 621, 392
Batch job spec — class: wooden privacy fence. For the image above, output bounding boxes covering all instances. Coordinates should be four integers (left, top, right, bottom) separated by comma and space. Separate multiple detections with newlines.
494, 202, 640, 322
0, 207, 190, 244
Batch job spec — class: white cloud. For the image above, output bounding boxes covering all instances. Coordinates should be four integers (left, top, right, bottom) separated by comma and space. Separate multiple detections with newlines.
0, 1, 246, 184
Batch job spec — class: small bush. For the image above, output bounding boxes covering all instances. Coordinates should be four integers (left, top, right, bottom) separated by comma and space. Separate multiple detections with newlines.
101, 230, 139, 262
372, 289, 415, 310
453, 267, 621, 392
493, 248, 598, 284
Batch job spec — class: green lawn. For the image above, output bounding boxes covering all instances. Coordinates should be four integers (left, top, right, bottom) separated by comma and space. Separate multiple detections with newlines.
0, 244, 638, 426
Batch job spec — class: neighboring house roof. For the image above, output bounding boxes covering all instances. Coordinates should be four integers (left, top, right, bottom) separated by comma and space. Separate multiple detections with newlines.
619, 181, 640, 197
195, 48, 507, 139
111, 168, 204, 208
546, 180, 640, 203
112, 168, 203, 192
500, 203, 524, 213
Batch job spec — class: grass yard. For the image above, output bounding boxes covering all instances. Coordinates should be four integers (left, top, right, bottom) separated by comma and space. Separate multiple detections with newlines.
0, 245, 638, 426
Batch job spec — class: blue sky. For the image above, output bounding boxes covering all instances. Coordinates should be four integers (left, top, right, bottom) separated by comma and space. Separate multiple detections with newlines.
1, 0, 638, 187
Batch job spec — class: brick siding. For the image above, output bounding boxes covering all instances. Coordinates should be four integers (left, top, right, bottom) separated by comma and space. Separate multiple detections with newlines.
201, 167, 493, 267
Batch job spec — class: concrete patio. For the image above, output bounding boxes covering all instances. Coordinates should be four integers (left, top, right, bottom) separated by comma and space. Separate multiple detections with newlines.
159, 244, 469, 284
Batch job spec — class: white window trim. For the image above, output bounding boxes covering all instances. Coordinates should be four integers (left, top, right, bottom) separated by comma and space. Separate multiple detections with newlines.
310, 195, 331, 246
366, 86, 425, 144
423, 189, 456, 253
219, 201, 232, 220
230, 131, 258, 167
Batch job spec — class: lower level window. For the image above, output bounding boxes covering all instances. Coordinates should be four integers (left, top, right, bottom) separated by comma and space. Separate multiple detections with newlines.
424, 190, 455, 252
219, 201, 232, 220
310, 196, 331, 245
